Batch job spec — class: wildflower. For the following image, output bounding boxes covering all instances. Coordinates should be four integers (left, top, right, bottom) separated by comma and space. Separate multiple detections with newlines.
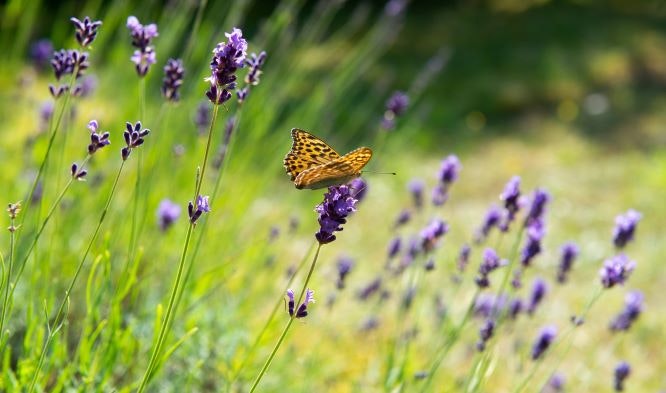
609, 290, 643, 332
205, 27, 248, 105
524, 188, 550, 227
161, 58, 185, 102
499, 176, 521, 231
473, 293, 507, 319
49, 49, 89, 98
520, 219, 545, 267
238, 50, 267, 102
531, 325, 557, 360
194, 101, 211, 134
457, 244, 471, 272
476, 205, 502, 242
527, 278, 548, 315
39, 101, 54, 127
382, 91, 409, 130
70, 162, 87, 180
408, 179, 424, 209
156, 199, 181, 231
613, 361, 631, 391
358, 277, 382, 301
431, 185, 447, 206
30, 39, 53, 70
121, 121, 150, 160
420, 219, 448, 252
543, 373, 565, 393
287, 288, 315, 318
336, 257, 354, 290
314, 185, 358, 245
438, 155, 461, 185
387, 236, 401, 260
188, 195, 210, 224
556, 242, 579, 283
476, 319, 495, 351
508, 297, 523, 319
7, 202, 21, 220
349, 177, 367, 202
600, 254, 636, 289
475, 248, 506, 288
127, 16, 158, 76
86, 120, 110, 154
612, 209, 641, 249
70, 16, 102, 48
394, 209, 411, 227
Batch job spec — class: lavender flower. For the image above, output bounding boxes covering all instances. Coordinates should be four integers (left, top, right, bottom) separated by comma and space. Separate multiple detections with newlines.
543, 373, 565, 393
49, 49, 89, 98
420, 219, 448, 252
287, 288, 315, 318
86, 120, 110, 154
30, 39, 53, 70
358, 277, 382, 300
394, 209, 411, 227
499, 176, 521, 231
557, 242, 579, 283
161, 58, 184, 102
531, 325, 557, 360
475, 248, 506, 288
473, 293, 507, 319
205, 28, 247, 105
527, 278, 548, 315
70, 16, 102, 48
613, 361, 631, 391
39, 101, 54, 128
314, 185, 358, 244
600, 254, 636, 289
194, 101, 211, 135
243, 51, 266, 87
387, 236, 401, 260
508, 297, 523, 319
612, 209, 642, 249
408, 179, 424, 209
476, 205, 502, 242
127, 16, 158, 77
188, 195, 211, 224
431, 184, 447, 206
524, 188, 550, 227
382, 91, 409, 130
424, 258, 435, 271
121, 121, 150, 160
70, 163, 87, 180
520, 219, 545, 267
336, 256, 354, 290
157, 199, 181, 231
476, 319, 495, 352
438, 155, 461, 185
349, 177, 368, 202
609, 290, 643, 331
457, 244, 471, 272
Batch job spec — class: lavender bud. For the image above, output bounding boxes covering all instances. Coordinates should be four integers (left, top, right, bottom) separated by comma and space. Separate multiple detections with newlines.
609, 290, 643, 332
613, 361, 631, 391
527, 278, 548, 315
612, 209, 641, 249
157, 199, 181, 231
557, 242, 579, 283
70, 16, 102, 48
600, 254, 636, 289
531, 325, 557, 360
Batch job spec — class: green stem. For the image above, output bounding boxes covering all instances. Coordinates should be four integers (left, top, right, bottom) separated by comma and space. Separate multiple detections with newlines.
249, 243, 323, 393
137, 103, 220, 392
28, 160, 125, 393
0, 216, 16, 349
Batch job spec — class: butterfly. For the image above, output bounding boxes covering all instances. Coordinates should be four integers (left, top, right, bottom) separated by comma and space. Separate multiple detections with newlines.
284, 128, 373, 190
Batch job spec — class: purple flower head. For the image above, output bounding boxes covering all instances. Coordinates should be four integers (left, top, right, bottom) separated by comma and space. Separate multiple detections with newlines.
387, 236, 402, 259
39, 101, 54, 126
408, 179, 424, 209
188, 195, 210, 224
126, 16, 158, 77
499, 176, 521, 231
438, 155, 461, 185
314, 185, 358, 244
544, 373, 565, 393
613, 361, 631, 391
358, 277, 382, 301
386, 91, 409, 116
50, 49, 89, 82
473, 293, 507, 319
431, 184, 448, 206
556, 242, 579, 283
520, 219, 545, 267
420, 219, 448, 252
194, 101, 211, 134
476, 319, 495, 352
531, 325, 557, 360
349, 177, 368, 202
205, 28, 248, 105
336, 256, 354, 290
609, 290, 643, 332
476, 204, 503, 242
527, 278, 548, 315
70, 162, 88, 180
75, 74, 97, 98
162, 58, 185, 102
612, 209, 642, 249
524, 188, 550, 227
286, 288, 316, 318
600, 254, 636, 289
121, 121, 150, 160
475, 248, 506, 288
244, 51, 267, 86
70, 16, 102, 48
86, 119, 110, 154
394, 209, 411, 227
508, 297, 523, 320
30, 39, 53, 70
457, 244, 471, 272
157, 199, 181, 231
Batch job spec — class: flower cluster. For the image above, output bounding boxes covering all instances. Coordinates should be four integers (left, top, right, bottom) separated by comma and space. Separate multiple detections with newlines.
49, 49, 89, 98
237, 51, 267, 103
382, 91, 409, 130
314, 185, 358, 245
70, 16, 102, 48
613, 361, 631, 391
526, 278, 548, 315
419, 219, 448, 252
531, 325, 557, 360
609, 290, 643, 331
127, 16, 158, 77
612, 209, 641, 249
476, 319, 495, 351
432, 155, 461, 206
86, 120, 110, 154
205, 28, 248, 105
499, 176, 521, 231
556, 242, 579, 283
600, 254, 636, 289
157, 199, 181, 231
475, 248, 506, 288
287, 288, 315, 318
476, 204, 502, 242
121, 121, 150, 161
188, 195, 211, 224
161, 58, 184, 102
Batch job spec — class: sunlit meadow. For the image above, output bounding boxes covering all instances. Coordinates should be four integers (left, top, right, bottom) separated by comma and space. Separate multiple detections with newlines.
1, 1, 665, 392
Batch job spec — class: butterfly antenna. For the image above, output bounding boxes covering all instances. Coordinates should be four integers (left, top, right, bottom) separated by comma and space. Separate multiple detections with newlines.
360, 170, 397, 176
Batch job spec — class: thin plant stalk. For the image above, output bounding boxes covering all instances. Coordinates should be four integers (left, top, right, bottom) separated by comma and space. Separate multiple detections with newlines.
249, 243, 323, 393
127, 78, 147, 270
0, 213, 17, 350
28, 160, 126, 393
137, 103, 220, 393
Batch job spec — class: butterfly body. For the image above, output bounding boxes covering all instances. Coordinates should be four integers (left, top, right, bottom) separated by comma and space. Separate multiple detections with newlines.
284, 129, 372, 190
